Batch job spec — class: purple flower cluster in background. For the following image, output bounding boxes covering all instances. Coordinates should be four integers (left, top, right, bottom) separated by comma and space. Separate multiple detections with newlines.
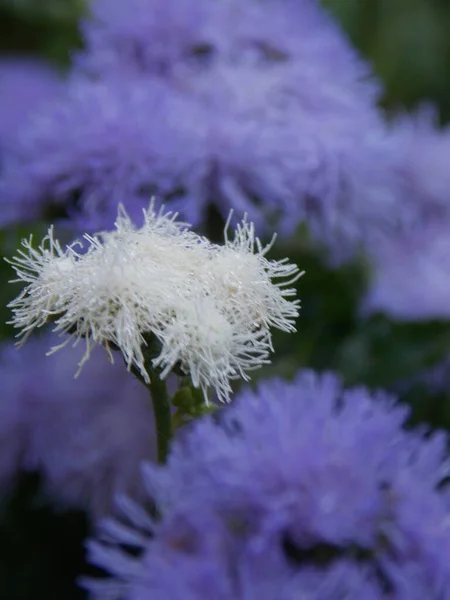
1, 1, 450, 290
0, 77, 207, 230
0, 58, 63, 227
0, 58, 62, 155
364, 220, 450, 320
0, 332, 155, 519
0, 0, 401, 256
76, 0, 379, 90
85, 372, 450, 598
363, 108, 450, 320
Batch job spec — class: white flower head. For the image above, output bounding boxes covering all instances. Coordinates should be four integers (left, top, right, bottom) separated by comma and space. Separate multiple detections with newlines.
6, 202, 302, 402
208, 213, 303, 334
6, 227, 80, 342
152, 295, 272, 403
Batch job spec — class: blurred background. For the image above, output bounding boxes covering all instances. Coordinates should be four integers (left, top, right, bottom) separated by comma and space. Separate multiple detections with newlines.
1, 0, 450, 598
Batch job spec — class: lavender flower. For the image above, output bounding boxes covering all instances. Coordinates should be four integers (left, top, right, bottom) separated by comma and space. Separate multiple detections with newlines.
363, 220, 450, 320
87, 511, 389, 599
363, 108, 450, 319
182, 61, 395, 247
85, 371, 450, 598
384, 107, 450, 227
0, 0, 397, 254
76, 0, 380, 92
0, 57, 62, 153
0, 332, 156, 519
0, 76, 205, 230
0, 58, 62, 227
76, 0, 215, 76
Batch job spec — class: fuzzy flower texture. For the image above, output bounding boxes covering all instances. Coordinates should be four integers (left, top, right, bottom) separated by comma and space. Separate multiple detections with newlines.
0, 0, 392, 259
85, 371, 450, 599
6, 203, 301, 402
0, 332, 155, 520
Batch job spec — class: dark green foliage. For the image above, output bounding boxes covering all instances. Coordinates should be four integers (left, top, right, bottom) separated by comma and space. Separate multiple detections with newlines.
323, 0, 450, 120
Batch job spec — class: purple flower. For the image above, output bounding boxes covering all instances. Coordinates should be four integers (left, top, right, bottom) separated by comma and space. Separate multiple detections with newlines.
85, 504, 389, 599
0, 332, 156, 519
76, 0, 380, 94
0, 57, 62, 153
0, 66, 390, 240
85, 371, 450, 598
385, 107, 450, 227
0, 57, 63, 228
0, 76, 206, 230
76, 0, 214, 76
363, 220, 450, 320
1, 0, 398, 255
179, 61, 395, 245
363, 107, 450, 319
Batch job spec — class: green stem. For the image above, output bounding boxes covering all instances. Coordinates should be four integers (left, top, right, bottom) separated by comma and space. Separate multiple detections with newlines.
130, 363, 172, 464
147, 373, 171, 464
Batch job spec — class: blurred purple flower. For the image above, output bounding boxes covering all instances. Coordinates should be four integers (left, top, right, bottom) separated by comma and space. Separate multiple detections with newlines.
363, 108, 450, 319
76, 0, 380, 94
0, 57, 63, 227
386, 107, 450, 226
0, 332, 156, 519
0, 76, 207, 230
363, 220, 450, 320
0, 0, 400, 257
180, 61, 396, 245
0, 57, 62, 153
85, 371, 450, 598
87, 512, 387, 599
76, 0, 214, 76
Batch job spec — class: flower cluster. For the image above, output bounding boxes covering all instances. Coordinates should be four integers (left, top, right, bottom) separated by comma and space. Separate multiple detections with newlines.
76, 0, 379, 90
7, 203, 301, 402
0, 77, 208, 230
363, 108, 450, 320
0, 57, 62, 154
0, 332, 155, 519
84, 371, 450, 598
0, 57, 63, 228
0, 0, 394, 257
3, 3, 450, 599
363, 220, 450, 320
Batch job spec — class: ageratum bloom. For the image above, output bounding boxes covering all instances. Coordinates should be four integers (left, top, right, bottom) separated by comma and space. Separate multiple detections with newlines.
0, 332, 155, 519
6, 203, 301, 402
0, 57, 62, 152
0, 0, 396, 255
0, 77, 206, 230
86, 511, 389, 599
76, 0, 379, 95
76, 0, 214, 76
363, 220, 450, 320
363, 108, 450, 319
384, 107, 450, 227
0, 58, 63, 228
84, 371, 450, 598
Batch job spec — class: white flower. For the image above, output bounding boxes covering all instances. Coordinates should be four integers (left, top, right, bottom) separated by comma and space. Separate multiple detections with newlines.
6, 227, 80, 341
207, 214, 302, 334
152, 295, 272, 403
6, 202, 302, 401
